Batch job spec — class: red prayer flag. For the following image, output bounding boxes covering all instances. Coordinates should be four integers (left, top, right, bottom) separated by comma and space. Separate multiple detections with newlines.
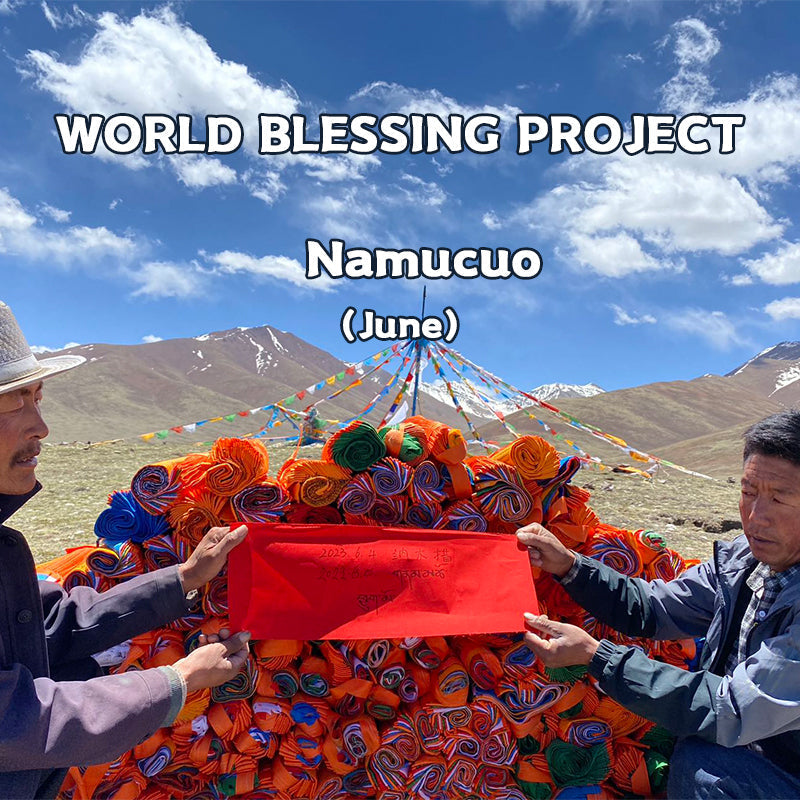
228, 523, 537, 640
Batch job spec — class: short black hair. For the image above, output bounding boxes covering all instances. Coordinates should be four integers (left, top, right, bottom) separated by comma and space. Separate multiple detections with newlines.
743, 410, 800, 467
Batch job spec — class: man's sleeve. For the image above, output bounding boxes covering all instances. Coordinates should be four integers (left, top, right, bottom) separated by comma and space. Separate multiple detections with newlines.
590, 621, 800, 746
559, 552, 717, 640
40, 565, 194, 665
0, 666, 175, 770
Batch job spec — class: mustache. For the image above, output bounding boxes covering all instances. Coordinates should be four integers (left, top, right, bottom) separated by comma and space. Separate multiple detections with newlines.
13, 445, 41, 463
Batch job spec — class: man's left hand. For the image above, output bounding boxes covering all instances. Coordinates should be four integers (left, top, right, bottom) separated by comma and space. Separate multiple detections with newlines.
178, 525, 248, 593
523, 612, 601, 667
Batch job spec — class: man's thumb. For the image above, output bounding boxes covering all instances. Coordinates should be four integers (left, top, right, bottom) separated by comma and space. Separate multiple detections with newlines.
224, 631, 251, 654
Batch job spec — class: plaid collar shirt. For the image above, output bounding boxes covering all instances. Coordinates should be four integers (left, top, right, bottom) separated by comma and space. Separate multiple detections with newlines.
725, 560, 800, 676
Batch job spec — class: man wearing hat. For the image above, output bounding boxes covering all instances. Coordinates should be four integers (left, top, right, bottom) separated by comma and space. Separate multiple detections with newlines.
0, 301, 252, 799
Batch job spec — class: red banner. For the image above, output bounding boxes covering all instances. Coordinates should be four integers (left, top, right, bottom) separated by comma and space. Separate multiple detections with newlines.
228, 523, 537, 640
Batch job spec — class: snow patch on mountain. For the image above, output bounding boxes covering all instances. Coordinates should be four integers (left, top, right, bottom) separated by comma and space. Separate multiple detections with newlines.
771, 365, 800, 396
728, 342, 800, 376
528, 383, 605, 403
267, 328, 287, 353
419, 380, 604, 419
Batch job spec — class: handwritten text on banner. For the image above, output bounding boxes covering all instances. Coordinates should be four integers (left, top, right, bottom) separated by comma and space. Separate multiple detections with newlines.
228, 523, 538, 640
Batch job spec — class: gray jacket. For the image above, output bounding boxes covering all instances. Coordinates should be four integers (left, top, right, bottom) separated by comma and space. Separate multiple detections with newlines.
0, 487, 192, 799
563, 535, 800, 774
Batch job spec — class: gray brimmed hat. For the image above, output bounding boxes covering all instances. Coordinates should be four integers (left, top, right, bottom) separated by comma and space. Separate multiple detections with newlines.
0, 301, 85, 395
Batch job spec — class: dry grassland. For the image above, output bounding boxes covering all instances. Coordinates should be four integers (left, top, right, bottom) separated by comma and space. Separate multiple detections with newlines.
15, 439, 743, 565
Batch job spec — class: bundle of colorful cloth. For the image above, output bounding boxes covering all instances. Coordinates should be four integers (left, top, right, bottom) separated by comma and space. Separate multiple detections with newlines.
42, 418, 697, 800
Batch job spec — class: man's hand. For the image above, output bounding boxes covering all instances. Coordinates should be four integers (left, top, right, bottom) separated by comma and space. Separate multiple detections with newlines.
173, 630, 251, 693
178, 525, 248, 593
516, 523, 576, 578
523, 613, 600, 667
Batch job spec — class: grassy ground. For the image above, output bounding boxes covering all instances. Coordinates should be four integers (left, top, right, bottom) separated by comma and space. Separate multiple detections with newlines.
16, 439, 742, 564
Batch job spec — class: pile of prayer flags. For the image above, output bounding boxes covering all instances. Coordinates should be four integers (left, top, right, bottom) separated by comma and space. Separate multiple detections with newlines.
47, 422, 697, 799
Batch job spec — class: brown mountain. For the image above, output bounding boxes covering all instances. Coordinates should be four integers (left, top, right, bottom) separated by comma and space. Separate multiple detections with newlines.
40, 325, 461, 443
40, 330, 800, 478
479, 344, 800, 477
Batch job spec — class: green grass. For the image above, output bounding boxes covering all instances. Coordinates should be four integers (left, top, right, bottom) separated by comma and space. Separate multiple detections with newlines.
13, 438, 742, 564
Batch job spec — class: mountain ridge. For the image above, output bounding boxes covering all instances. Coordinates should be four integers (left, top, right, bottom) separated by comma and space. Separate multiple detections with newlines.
37, 328, 800, 476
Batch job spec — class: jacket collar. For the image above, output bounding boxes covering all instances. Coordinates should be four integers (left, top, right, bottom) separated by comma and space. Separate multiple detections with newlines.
714, 533, 758, 576
0, 482, 41, 525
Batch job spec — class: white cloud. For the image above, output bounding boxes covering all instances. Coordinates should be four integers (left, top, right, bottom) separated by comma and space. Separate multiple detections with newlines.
502, 22, 800, 280
610, 305, 657, 325
109, 198, 121, 210
663, 309, 746, 349
504, 0, 614, 28
170, 155, 238, 189
0, 188, 139, 266
203, 250, 337, 292
517, 158, 777, 276
660, 71, 717, 113
350, 81, 521, 129
130, 261, 207, 299
242, 169, 285, 206
0, 189, 36, 232
39, 203, 71, 223
742, 241, 800, 285
30, 341, 81, 353
728, 273, 754, 286
431, 157, 453, 177
764, 297, 800, 321
283, 152, 380, 183
303, 186, 381, 242
0, 0, 23, 14
397, 174, 446, 208
23, 8, 298, 175
141, 334, 163, 343
482, 212, 502, 231
670, 18, 721, 68
41, 2, 90, 30
22, 8, 384, 203
706, 75, 800, 187
566, 231, 684, 278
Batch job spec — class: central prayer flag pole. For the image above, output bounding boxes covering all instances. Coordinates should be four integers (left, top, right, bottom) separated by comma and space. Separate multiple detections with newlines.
411, 287, 427, 416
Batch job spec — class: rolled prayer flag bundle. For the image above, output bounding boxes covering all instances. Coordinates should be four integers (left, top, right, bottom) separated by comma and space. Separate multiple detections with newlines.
232, 480, 290, 523
491, 436, 561, 483
338, 473, 377, 516
277, 458, 351, 507
368, 457, 413, 496
434, 499, 487, 532
205, 438, 270, 497
130, 453, 212, 515
95, 490, 170, 545
168, 491, 232, 548
322, 420, 386, 472
472, 464, 534, 524
379, 421, 429, 465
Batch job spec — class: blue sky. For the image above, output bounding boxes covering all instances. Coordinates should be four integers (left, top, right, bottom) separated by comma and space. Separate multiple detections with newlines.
2, 0, 800, 392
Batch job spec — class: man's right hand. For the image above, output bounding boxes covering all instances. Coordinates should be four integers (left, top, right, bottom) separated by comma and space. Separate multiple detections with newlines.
516, 523, 576, 578
172, 630, 251, 693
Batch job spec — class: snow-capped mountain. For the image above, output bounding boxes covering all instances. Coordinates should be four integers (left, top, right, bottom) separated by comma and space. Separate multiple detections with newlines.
419, 379, 604, 419
724, 341, 800, 402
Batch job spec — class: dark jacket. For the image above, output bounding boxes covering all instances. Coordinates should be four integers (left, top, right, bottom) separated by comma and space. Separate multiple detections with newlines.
0, 486, 192, 799
564, 535, 800, 774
